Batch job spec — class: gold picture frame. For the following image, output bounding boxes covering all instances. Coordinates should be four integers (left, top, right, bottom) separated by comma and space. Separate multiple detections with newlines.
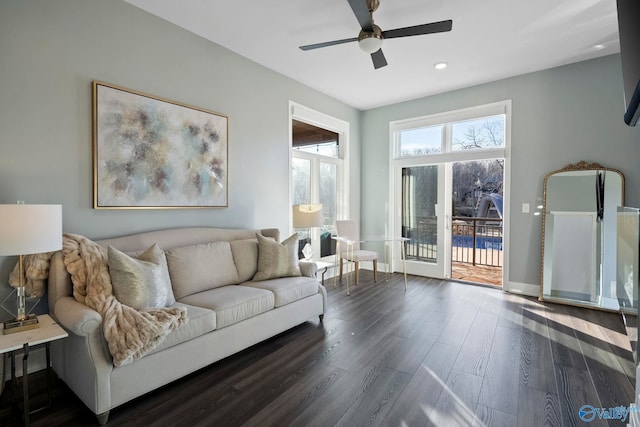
92, 81, 228, 209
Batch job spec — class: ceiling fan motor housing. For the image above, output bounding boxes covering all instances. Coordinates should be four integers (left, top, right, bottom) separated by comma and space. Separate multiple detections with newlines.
358, 24, 383, 53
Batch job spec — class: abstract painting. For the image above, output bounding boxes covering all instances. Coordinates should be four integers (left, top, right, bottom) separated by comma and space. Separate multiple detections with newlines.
93, 81, 228, 208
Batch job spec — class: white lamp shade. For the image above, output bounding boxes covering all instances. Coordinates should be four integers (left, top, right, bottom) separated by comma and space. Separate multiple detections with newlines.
358, 37, 383, 54
0, 204, 63, 255
292, 204, 323, 228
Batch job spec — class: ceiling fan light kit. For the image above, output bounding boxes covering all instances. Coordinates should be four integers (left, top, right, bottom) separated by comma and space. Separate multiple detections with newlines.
358, 26, 383, 53
299, 0, 453, 69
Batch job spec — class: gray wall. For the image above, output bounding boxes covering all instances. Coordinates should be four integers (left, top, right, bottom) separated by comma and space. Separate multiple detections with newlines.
2, 1, 638, 316
361, 54, 640, 289
0, 0, 361, 319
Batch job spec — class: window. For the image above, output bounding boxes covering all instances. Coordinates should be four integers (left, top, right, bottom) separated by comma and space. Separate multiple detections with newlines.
290, 103, 348, 260
451, 115, 504, 151
292, 119, 339, 158
291, 156, 338, 230
392, 104, 506, 160
398, 125, 443, 157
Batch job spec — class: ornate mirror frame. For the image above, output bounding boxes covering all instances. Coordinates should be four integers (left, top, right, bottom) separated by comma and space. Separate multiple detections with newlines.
539, 160, 625, 309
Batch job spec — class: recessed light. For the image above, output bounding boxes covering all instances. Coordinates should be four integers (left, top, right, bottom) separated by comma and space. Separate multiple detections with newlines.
434, 62, 448, 70
593, 44, 605, 50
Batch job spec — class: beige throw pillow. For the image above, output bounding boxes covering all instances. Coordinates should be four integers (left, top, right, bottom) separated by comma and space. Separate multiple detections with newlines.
108, 244, 175, 309
253, 233, 301, 281
165, 241, 240, 299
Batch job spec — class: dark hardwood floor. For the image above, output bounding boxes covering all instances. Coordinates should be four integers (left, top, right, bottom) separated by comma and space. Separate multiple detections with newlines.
0, 272, 635, 426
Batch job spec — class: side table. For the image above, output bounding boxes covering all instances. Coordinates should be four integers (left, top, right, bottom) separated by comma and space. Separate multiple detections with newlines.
314, 261, 336, 287
0, 314, 68, 426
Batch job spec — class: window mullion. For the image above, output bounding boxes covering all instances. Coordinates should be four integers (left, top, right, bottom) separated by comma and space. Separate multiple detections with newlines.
443, 123, 452, 153
311, 158, 320, 204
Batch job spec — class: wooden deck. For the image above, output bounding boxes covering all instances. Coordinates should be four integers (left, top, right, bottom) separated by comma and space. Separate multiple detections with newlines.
451, 261, 502, 286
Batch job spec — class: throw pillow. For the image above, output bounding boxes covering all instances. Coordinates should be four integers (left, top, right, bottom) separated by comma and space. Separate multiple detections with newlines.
253, 233, 301, 281
108, 244, 175, 309
165, 241, 240, 299
134, 244, 176, 306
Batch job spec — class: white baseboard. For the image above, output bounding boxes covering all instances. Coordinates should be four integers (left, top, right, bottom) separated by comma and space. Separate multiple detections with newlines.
358, 263, 392, 273
354, 267, 541, 298
504, 281, 539, 297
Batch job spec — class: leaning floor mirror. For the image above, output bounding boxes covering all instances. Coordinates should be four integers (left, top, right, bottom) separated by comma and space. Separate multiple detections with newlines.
540, 161, 625, 311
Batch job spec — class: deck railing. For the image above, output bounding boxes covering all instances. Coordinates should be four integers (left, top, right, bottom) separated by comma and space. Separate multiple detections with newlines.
402, 216, 503, 267
451, 216, 503, 267
403, 216, 438, 262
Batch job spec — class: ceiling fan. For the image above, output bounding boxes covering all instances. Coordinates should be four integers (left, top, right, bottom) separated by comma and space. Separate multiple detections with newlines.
299, 0, 453, 69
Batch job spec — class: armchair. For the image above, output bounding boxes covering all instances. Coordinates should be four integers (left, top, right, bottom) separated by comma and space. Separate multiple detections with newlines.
335, 220, 378, 285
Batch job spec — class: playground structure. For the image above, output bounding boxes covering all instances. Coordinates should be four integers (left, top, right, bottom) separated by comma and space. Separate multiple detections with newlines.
452, 192, 503, 266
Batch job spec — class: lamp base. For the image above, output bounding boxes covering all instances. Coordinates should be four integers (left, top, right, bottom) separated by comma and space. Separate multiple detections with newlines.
3, 314, 39, 335
301, 242, 313, 260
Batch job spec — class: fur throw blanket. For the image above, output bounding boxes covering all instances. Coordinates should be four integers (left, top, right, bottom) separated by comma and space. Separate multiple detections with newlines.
10, 233, 188, 367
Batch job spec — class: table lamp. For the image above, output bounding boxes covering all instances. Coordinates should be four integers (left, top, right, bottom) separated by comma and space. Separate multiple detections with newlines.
0, 204, 62, 334
292, 204, 323, 260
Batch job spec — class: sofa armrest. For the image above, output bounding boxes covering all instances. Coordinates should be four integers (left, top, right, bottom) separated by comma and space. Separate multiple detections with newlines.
53, 296, 103, 336
299, 261, 317, 278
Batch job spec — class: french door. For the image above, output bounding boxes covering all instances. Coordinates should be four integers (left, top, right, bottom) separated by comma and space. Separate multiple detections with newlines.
396, 163, 450, 278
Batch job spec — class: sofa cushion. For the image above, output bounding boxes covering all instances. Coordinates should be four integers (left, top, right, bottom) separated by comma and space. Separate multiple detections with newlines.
165, 242, 240, 299
253, 233, 301, 281
107, 244, 175, 309
244, 276, 319, 307
230, 239, 259, 283
178, 285, 275, 329
145, 303, 217, 356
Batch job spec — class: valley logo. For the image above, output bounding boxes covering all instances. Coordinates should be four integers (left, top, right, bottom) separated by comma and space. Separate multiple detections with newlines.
578, 404, 637, 423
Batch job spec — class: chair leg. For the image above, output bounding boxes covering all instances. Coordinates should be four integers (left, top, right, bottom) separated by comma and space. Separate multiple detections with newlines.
339, 258, 343, 280
355, 261, 360, 285
373, 260, 378, 282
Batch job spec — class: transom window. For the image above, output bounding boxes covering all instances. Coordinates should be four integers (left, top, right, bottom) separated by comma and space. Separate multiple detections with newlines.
452, 115, 505, 151
394, 107, 506, 159
398, 125, 443, 156
292, 119, 339, 158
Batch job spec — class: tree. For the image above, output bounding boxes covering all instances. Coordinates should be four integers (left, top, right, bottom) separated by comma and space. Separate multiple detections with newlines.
453, 119, 504, 151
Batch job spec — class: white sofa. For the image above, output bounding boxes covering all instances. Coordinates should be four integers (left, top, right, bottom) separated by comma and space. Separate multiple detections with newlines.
47, 227, 327, 424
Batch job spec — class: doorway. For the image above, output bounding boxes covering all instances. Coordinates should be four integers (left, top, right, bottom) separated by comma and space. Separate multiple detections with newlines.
389, 101, 510, 287
397, 159, 504, 286
450, 159, 504, 286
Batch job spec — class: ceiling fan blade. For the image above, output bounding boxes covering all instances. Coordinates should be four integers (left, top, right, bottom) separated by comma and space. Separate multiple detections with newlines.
347, 0, 373, 31
299, 37, 358, 51
382, 20, 452, 39
371, 49, 387, 69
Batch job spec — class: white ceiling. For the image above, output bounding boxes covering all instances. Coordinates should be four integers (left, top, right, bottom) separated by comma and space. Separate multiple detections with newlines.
124, 0, 621, 110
